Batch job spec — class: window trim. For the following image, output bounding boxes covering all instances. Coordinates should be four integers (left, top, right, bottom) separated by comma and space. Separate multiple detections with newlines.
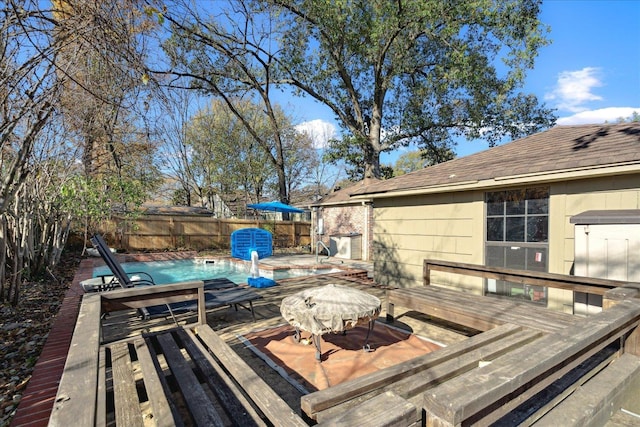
484, 187, 550, 305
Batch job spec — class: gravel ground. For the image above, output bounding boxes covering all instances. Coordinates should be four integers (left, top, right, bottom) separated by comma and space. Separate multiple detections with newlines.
0, 252, 81, 426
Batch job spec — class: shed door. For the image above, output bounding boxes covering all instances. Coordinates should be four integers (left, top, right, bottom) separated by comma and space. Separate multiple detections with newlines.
574, 224, 640, 315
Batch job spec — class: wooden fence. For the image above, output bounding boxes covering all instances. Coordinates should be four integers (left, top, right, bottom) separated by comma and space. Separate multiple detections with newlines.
100, 215, 312, 252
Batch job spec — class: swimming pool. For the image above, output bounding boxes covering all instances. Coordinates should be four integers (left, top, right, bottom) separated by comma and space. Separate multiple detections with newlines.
93, 258, 342, 284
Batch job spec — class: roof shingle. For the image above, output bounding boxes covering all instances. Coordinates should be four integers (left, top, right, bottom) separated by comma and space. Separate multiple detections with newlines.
352, 123, 640, 197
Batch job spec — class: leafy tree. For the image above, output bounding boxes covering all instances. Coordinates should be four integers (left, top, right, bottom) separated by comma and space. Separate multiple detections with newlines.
393, 147, 456, 176
183, 98, 317, 215
323, 135, 393, 181
266, 0, 557, 179
185, 98, 275, 214
144, 1, 297, 206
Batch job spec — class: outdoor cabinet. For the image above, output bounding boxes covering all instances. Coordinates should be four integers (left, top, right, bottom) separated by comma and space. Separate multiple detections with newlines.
571, 210, 640, 316
330, 233, 362, 260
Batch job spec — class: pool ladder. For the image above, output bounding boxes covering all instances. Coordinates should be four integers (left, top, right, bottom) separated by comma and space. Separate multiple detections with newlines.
316, 241, 331, 263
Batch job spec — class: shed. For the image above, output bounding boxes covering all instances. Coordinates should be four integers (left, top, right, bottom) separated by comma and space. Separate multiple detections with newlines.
570, 209, 640, 315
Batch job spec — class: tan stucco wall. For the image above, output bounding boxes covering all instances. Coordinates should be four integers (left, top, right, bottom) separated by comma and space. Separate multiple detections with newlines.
373, 173, 640, 311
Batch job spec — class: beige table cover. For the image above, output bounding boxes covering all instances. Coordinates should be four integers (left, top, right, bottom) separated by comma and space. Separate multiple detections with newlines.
280, 284, 381, 335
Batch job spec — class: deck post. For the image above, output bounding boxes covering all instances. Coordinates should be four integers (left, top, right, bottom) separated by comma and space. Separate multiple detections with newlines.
423, 260, 431, 286
197, 285, 206, 325
604, 284, 640, 356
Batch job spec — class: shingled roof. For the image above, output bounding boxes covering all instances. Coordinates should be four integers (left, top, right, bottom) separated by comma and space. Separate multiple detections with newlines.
311, 178, 380, 207
351, 123, 640, 198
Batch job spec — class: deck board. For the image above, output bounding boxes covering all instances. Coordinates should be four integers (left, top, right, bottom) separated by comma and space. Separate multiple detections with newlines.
110, 342, 144, 427
387, 285, 577, 333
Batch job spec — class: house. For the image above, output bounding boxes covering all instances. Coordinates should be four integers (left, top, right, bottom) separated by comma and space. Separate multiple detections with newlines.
350, 123, 640, 315
309, 180, 377, 261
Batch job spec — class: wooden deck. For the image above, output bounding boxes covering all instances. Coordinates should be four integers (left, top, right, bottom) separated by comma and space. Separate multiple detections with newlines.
50, 258, 640, 426
387, 285, 578, 333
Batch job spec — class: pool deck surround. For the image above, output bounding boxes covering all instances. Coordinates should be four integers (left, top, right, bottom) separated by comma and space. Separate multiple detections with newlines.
9, 252, 372, 427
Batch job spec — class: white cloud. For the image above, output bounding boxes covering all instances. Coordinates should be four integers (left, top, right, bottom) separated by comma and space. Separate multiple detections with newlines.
295, 119, 337, 149
557, 107, 640, 125
545, 67, 603, 113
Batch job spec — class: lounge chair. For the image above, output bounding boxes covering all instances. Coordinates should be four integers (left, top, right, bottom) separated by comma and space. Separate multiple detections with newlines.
84, 235, 156, 291
84, 235, 238, 292
88, 234, 261, 321
140, 286, 262, 321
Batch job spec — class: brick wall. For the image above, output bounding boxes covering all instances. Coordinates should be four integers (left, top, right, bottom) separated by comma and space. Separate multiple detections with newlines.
314, 203, 373, 260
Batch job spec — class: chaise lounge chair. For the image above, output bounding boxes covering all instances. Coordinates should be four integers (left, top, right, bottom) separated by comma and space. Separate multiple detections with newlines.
84, 235, 238, 291
139, 286, 262, 321
87, 234, 262, 321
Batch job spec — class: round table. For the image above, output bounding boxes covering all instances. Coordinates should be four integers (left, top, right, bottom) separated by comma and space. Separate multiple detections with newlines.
280, 284, 381, 361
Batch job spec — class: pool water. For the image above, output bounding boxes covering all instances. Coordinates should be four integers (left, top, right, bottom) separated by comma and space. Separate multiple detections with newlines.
93, 259, 341, 284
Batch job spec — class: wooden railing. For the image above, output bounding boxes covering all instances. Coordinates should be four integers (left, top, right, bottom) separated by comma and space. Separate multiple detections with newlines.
423, 258, 640, 354
423, 259, 636, 296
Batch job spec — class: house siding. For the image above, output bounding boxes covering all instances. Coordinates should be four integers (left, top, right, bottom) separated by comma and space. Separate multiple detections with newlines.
373, 191, 484, 290
547, 174, 640, 312
373, 174, 640, 312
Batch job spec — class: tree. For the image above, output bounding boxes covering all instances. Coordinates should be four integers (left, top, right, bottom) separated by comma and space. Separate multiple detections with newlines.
612, 111, 639, 123
323, 135, 393, 181
183, 98, 318, 214
393, 147, 456, 176
0, 1, 70, 303
266, 0, 556, 179
0, 0, 158, 304
185, 98, 275, 213
54, 0, 161, 241
153, 90, 203, 207
145, 1, 297, 206
280, 126, 319, 203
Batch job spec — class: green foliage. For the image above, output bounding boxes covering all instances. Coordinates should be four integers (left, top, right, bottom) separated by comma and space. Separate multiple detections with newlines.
393, 147, 456, 177
322, 134, 370, 181
261, 222, 275, 234
185, 98, 277, 205
269, 0, 557, 178
610, 111, 640, 123
60, 174, 149, 235
171, 188, 190, 206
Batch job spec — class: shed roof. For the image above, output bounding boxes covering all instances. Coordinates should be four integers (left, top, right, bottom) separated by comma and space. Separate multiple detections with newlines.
351, 123, 640, 198
570, 210, 640, 225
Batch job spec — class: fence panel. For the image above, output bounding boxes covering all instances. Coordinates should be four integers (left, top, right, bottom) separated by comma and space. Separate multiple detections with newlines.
104, 215, 311, 252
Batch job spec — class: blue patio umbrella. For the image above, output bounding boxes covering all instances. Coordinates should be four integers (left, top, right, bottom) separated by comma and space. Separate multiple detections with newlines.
247, 201, 304, 214
247, 201, 304, 233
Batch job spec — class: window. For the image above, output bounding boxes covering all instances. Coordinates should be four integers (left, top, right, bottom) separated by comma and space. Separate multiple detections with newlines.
485, 187, 549, 304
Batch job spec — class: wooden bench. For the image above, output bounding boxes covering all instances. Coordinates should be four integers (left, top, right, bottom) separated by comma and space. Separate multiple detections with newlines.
422, 299, 640, 426
533, 352, 640, 426
301, 323, 542, 423
387, 285, 577, 333
387, 259, 633, 334
317, 391, 418, 427
302, 300, 640, 426
49, 281, 307, 426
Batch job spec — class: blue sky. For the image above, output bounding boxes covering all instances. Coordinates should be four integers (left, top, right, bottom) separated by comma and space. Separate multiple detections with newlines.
293, 0, 640, 164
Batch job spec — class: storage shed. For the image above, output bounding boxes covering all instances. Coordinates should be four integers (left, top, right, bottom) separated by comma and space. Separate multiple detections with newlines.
571, 209, 640, 315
